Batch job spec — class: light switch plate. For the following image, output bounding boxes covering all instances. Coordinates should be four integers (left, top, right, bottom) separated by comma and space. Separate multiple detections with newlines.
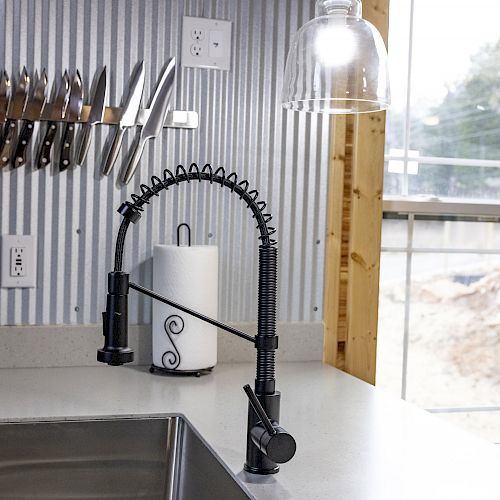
0, 234, 37, 288
182, 16, 232, 71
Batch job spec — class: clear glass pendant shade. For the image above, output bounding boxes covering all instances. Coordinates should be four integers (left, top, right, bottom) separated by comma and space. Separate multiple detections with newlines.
282, 0, 390, 114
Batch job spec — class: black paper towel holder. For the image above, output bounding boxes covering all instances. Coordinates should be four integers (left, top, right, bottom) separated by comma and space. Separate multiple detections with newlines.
149, 363, 213, 377
176, 223, 191, 247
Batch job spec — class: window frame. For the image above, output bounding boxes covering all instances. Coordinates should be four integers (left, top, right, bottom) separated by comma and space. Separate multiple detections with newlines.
380, 1, 500, 438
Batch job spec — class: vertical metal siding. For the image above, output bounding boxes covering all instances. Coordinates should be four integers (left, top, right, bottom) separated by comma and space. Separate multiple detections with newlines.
0, 0, 329, 326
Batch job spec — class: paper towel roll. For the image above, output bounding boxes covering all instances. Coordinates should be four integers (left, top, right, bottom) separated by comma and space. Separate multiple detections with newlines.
152, 245, 218, 371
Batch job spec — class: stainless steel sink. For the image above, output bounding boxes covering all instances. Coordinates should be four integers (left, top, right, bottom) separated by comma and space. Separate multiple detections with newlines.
0, 415, 253, 499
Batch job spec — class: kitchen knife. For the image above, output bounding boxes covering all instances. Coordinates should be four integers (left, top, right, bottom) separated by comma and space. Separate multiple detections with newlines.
37, 71, 71, 169
76, 67, 106, 166
0, 67, 29, 168
59, 71, 83, 171
102, 61, 145, 176
122, 57, 175, 184
13, 69, 48, 168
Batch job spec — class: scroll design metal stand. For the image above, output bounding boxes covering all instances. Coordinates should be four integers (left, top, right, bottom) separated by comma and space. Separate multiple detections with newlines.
161, 314, 184, 370
149, 312, 214, 378
98, 163, 296, 475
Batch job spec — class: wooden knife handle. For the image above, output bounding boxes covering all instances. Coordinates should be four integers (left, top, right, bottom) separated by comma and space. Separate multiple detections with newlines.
37, 121, 58, 169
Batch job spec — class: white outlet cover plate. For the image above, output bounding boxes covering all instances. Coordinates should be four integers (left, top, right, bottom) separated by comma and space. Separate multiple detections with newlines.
0, 234, 37, 288
182, 16, 232, 70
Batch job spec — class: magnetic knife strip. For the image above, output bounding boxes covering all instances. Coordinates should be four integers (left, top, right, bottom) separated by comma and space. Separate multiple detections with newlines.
44, 106, 198, 128
0, 58, 197, 183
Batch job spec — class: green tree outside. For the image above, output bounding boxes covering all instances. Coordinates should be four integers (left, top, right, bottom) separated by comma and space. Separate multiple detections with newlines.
385, 39, 500, 199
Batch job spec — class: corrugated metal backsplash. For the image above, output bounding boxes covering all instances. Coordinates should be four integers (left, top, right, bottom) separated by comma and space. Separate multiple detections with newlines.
0, 0, 329, 326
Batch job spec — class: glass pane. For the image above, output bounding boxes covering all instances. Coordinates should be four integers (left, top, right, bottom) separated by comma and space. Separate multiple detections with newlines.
435, 412, 500, 444
383, 161, 405, 196
409, 0, 500, 160
405, 253, 500, 408
384, 0, 411, 155
381, 218, 408, 248
407, 163, 500, 199
376, 252, 407, 397
413, 220, 500, 251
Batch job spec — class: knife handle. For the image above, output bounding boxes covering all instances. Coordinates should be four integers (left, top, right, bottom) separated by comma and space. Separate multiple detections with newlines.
37, 122, 58, 169
102, 127, 125, 176
76, 123, 93, 166
0, 119, 18, 168
13, 120, 35, 168
122, 133, 147, 184
59, 121, 76, 171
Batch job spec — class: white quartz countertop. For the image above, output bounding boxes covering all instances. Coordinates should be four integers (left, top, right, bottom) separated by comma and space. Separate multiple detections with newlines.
0, 362, 499, 499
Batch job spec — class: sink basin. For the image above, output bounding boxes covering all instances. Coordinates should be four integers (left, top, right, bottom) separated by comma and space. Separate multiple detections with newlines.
0, 415, 253, 499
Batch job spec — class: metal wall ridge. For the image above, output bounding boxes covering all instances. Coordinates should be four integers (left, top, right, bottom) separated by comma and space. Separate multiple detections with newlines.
0, 0, 328, 326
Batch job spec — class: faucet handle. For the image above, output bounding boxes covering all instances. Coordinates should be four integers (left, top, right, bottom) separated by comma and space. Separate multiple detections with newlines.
243, 384, 276, 436
243, 384, 296, 464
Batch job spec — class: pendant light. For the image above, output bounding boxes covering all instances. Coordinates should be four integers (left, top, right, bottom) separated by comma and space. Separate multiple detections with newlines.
282, 0, 390, 114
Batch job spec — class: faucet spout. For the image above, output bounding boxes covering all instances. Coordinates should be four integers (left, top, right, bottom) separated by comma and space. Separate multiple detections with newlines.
97, 272, 133, 366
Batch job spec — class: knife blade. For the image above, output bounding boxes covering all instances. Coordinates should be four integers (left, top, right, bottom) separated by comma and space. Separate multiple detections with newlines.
0, 67, 29, 168
0, 71, 11, 124
13, 69, 48, 168
76, 67, 106, 166
59, 71, 83, 171
37, 70, 71, 169
122, 57, 175, 184
102, 61, 145, 176
0, 71, 11, 148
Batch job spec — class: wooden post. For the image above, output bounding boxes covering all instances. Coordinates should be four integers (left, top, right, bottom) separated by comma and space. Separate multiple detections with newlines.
323, 0, 389, 384
323, 115, 354, 371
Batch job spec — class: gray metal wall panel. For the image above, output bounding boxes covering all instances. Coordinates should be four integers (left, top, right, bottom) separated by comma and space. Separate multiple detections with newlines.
0, 0, 329, 326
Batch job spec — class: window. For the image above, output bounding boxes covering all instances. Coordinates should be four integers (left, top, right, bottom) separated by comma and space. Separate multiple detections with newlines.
377, 0, 500, 445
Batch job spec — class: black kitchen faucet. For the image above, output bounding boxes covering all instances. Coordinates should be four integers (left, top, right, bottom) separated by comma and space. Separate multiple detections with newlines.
97, 163, 296, 475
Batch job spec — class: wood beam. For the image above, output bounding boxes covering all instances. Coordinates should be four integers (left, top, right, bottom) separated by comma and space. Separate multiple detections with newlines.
323, 0, 390, 384
323, 114, 354, 371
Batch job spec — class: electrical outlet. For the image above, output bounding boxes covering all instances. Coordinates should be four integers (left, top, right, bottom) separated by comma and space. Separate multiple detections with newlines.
191, 28, 205, 41
1, 235, 37, 288
190, 44, 203, 57
10, 247, 26, 277
182, 16, 232, 70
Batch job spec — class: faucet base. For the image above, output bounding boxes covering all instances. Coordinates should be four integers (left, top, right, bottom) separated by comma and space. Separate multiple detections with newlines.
243, 463, 279, 475
97, 347, 134, 366
245, 391, 281, 474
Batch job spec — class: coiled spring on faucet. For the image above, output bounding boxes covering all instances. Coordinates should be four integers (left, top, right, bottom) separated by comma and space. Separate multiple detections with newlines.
112, 162, 279, 395
115, 162, 277, 272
